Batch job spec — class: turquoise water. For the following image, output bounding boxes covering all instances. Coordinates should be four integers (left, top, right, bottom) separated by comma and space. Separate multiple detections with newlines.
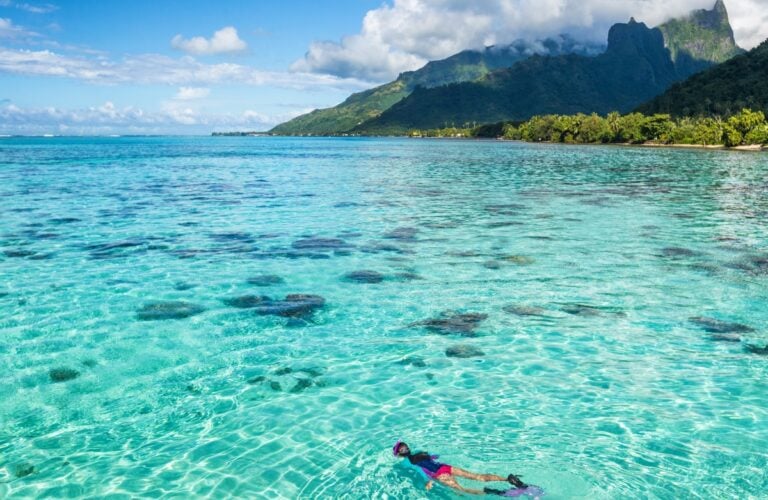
1, 137, 767, 498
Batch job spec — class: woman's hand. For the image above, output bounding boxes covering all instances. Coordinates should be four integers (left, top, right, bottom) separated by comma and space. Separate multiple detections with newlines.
425, 480, 434, 491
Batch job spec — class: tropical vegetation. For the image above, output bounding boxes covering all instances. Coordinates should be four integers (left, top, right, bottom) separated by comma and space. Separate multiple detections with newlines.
638, 38, 768, 117
405, 109, 768, 148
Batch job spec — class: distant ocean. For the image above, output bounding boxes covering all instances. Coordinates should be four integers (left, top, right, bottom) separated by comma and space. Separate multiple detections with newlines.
1, 136, 766, 497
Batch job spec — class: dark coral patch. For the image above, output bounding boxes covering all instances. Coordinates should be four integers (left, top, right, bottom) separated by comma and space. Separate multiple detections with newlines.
359, 242, 411, 254
252, 294, 326, 318
209, 232, 255, 243
245, 274, 285, 286
49, 217, 81, 225
485, 204, 527, 215
291, 237, 351, 250
290, 378, 313, 393
136, 301, 205, 320
334, 202, 363, 208
14, 463, 35, 478
343, 270, 385, 284
446, 345, 486, 358
561, 304, 603, 317
383, 227, 419, 241
500, 255, 535, 265
661, 247, 699, 258
503, 305, 548, 317
709, 333, 742, 343
745, 344, 768, 355
49, 367, 80, 383
411, 312, 488, 337
87, 239, 148, 259
397, 356, 427, 368
3, 249, 37, 258
689, 316, 754, 334
223, 295, 270, 309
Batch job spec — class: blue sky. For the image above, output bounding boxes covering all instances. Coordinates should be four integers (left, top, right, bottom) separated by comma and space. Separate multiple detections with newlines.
0, 0, 381, 134
1, 0, 766, 134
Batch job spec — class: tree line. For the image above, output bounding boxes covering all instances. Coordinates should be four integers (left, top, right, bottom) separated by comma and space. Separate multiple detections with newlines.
408, 109, 768, 147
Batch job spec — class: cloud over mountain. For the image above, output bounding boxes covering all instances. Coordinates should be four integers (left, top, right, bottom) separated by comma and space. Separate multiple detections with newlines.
293, 0, 768, 82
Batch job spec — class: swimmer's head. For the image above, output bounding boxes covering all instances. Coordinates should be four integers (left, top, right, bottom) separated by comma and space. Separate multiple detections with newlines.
393, 441, 410, 457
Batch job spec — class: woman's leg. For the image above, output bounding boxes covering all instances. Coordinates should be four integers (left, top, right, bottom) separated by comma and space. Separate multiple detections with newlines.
451, 467, 507, 482
434, 474, 486, 495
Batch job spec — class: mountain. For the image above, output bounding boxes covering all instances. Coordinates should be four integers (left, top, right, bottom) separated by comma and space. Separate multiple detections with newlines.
355, 1, 742, 134
270, 37, 603, 135
637, 39, 768, 116
657, 0, 743, 76
273, 1, 742, 135
354, 20, 684, 133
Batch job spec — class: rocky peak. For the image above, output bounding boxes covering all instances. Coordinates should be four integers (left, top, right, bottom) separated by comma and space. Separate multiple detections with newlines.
607, 20, 667, 58
691, 0, 733, 32
657, 0, 742, 68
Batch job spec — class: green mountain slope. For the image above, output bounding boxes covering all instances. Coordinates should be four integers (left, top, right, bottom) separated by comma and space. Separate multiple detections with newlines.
270, 38, 602, 135
637, 39, 768, 116
355, 1, 743, 134
355, 20, 682, 133
657, 0, 743, 75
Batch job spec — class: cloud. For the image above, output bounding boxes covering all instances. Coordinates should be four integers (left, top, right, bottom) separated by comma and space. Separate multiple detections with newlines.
293, 0, 768, 82
0, 1, 58, 13
726, 0, 768, 48
0, 46, 371, 91
0, 17, 37, 38
0, 100, 293, 134
171, 26, 247, 55
16, 2, 58, 14
174, 86, 210, 100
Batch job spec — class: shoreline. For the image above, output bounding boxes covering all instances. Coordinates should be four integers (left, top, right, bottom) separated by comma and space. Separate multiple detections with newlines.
264, 134, 767, 152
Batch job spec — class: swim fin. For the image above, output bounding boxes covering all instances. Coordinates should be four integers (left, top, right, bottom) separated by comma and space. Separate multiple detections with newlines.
484, 487, 507, 496
507, 474, 528, 488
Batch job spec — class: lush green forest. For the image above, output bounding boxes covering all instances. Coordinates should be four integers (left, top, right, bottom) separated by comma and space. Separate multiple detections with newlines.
407, 109, 768, 147
500, 109, 768, 146
638, 39, 768, 117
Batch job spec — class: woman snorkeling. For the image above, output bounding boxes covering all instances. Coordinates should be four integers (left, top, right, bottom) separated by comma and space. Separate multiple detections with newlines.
393, 441, 538, 496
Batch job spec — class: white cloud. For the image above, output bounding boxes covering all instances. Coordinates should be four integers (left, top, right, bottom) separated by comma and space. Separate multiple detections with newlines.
0, 100, 292, 134
0, 47, 371, 91
174, 86, 210, 100
726, 0, 768, 48
171, 26, 247, 56
293, 0, 768, 82
0, 17, 37, 38
16, 2, 58, 14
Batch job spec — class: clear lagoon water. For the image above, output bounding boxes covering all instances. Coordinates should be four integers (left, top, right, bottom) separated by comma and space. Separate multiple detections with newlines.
1, 137, 767, 498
